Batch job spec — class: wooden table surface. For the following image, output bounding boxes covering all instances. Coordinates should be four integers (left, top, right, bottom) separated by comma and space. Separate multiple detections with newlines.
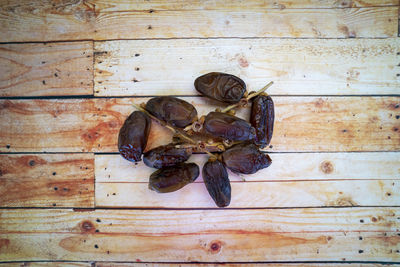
0, 0, 399, 266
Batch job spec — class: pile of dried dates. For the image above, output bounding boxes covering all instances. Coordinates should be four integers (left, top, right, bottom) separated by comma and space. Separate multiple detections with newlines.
118, 72, 274, 207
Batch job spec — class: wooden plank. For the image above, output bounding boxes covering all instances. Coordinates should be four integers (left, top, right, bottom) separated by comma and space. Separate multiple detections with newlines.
1, 208, 397, 241
94, 38, 400, 96
0, 263, 92, 267
93, 7, 398, 40
96, 264, 391, 267
96, 180, 399, 208
0, 154, 94, 207
95, 152, 400, 183
0, 97, 398, 153
0, 42, 93, 97
93, 0, 399, 12
0, 0, 96, 43
0, 1, 397, 42
0, 208, 398, 261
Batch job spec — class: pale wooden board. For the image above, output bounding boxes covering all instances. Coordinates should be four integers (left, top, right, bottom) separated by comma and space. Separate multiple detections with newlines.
92, 0, 399, 12
2, 208, 397, 240
0, 97, 398, 153
96, 264, 392, 267
94, 38, 400, 96
0, 263, 92, 267
96, 180, 399, 208
93, 7, 398, 40
0, 154, 94, 207
0, 1, 397, 42
0, 42, 93, 97
95, 152, 400, 183
0, 208, 398, 262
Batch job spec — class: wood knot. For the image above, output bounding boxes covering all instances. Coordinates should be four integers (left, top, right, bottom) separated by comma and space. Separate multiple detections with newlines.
80, 220, 95, 233
314, 98, 324, 108
238, 57, 249, 68
320, 161, 334, 174
209, 240, 222, 254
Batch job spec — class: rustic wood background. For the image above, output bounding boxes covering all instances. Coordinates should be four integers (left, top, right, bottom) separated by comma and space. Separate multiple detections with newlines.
0, 0, 399, 266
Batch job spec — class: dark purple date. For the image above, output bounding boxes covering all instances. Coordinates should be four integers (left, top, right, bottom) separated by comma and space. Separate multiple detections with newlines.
149, 163, 200, 193
143, 144, 192, 169
202, 159, 231, 207
118, 111, 151, 162
204, 112, 255, 141
251, 95, 274, 148
222, 142, 272, 174
194, 72, 246, 103
146, 96, 197, 128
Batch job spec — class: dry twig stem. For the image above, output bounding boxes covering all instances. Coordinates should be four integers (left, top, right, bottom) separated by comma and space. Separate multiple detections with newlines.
132, 103, 196, 144
221, 81, 274, 113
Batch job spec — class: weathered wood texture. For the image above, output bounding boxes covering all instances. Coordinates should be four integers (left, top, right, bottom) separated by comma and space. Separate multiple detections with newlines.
96, 180, 398, 208
92, 0, 399, 11
94, 38, 400, 96
0, 97, 398, 153
0, 42, 93, 97
0, 263, 92, 267
95, 152, 400, 183
96, 264, 392, 267
0, 154, 94, 207
0, 1, 397, 42
0, 208, 398, 261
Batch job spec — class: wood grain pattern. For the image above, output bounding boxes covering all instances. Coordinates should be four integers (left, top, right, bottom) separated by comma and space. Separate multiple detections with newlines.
0, 0, 96, 43
91, 0, 399, 12
0, 97, 398, 153
0, 1, 397, 42
96, 264, 392, 267
0, 154, 94, 207
96, 180, 399, 208
95, 152, 400, 183
93, 7, 398, 40
0, 208, 398, 261
0, 263, 92, 267
0, 42, 93, 97
94, 38, 400, 96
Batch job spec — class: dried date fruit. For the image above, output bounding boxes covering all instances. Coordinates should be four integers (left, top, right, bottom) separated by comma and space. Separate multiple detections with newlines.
195, 72, 246, 103
204, 112, 255, 141
203, 159, 231, 207
222, 143, 272, 174
146, 96, 198, 128
250, 95, 274, 148
143, 144, 192, 169
149, 163, 200, 193
118, 111, 151, 162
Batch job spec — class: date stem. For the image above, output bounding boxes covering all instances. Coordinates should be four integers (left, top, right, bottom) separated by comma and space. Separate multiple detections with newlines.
132, 103, 197, 145
221, 81, 273, 113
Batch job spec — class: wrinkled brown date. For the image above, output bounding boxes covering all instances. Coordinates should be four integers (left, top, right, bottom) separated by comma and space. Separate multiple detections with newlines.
204, 112, 256, 141
222, 143, 272, 174
149, 163, 200, 193
251, 95, 274, 148
143, 143, 192, 169
203, 159, 231, 207
118, 111, 151, 162
194, 72, 246, 103
146, 96, 198, 128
